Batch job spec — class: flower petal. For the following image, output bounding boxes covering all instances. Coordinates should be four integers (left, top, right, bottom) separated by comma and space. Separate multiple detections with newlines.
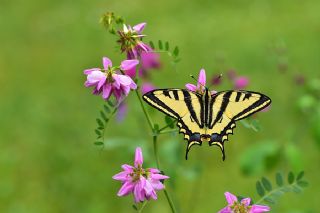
141, 83, 156, 94
117, 181, 134, 196
151, 173, 169, 180
120, 60, 139, 71
250, 204, 271, 213
84, 68, 100, 75
185, 83, 197, 92
102, 84, 112, 100
121, 164, 134, 171
87, 71, 105, 84
224, 192, 238, 205
117, 75, 133, 86
97, 76, 106, 90
134, 147, 143, 167
133, 22, 146, 34
197, 68, 206, 88
234, 76, 249, 89
125, 67, 136, 78
102, 57, 112, 70
241, 198, 251, 206
150, 179, 164, 190
112, 171, 130, 181
112, 74, 121, 89
218, 206, 233, 213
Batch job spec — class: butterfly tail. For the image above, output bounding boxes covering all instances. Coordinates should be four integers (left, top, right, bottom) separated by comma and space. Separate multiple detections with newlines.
185, 141, 201, 160
209, 141, 226, 161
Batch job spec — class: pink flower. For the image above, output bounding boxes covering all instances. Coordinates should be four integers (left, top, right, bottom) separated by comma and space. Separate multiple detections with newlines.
113, 147, 169, 203
117, 22, 152, 60
185, 69, 217, 95
219, 192, 270, 213
234, 76, 249, 89
116, 102, 127, 122
141, 82, 156, 94
125, 51, 161, 79
84, 57, 138, 102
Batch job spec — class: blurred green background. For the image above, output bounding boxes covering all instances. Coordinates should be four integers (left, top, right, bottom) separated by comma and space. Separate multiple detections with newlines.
1, 0, 319, 212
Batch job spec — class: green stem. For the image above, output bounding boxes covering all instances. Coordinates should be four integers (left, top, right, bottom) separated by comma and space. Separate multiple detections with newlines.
135, 90, 154, 130
255, 183, 298, 204
158, 129, 178, 135
164, 188, 177, 213
138, 201, 148, 213
153, 136, 160, 169
135, 92, 177, 213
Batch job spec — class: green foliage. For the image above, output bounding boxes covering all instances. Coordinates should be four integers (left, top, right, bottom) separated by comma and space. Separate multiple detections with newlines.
94, 101, 118, 146
255, 171, 308, 205
240, 118, 261, 132
149, 40, 181, 64
100, 12, 125, 34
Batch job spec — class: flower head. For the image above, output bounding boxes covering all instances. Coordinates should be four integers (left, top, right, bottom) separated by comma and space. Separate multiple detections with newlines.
117, 23, 151, 59
234, 76, 249, 90
84, 57, 138, 102
185, 69, 217, 95
219, 192, 270, 213
113, 147, 169, 203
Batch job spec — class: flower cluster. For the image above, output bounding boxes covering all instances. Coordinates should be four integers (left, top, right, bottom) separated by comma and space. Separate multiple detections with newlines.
113, 147, 169, 202
219, 192, 270, 213
84, 57, 138, 102
117, 23, 152, 59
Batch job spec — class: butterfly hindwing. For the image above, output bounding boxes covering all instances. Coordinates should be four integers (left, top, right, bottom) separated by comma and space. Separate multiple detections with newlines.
207, 90, 271, 159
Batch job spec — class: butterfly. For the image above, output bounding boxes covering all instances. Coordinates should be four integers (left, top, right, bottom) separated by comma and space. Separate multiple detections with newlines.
142, 88, 271, 160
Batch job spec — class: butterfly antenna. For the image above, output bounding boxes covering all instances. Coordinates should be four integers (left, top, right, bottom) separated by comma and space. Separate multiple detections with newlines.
189, 74, 208, 91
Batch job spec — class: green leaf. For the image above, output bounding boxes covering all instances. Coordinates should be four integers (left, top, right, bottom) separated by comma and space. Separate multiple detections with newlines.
132, 204, 138, 211
158, 40, 163, 50
97, 126, 104, 130
250, 119, 261, 132
264, 197, 276, 204
94, 141, 104, 146
165, 116, 174, 128
280, 186, 292, 192
100, 111, 109, 123
107, 100, 114, 108
292, 185, 302, 193
261, 177, 272, 191
296, 171, 305, 181
95, 129, 101, 136
96, 118, 104, 127
103, 105, 110, 113
149, 41, 155, 49
165, 41, 169, 51
256, 181, 265, 197
173, 46, 179, 56
297, 180, 309, 188
288, 172, 295, 184
275, 172, 284, 187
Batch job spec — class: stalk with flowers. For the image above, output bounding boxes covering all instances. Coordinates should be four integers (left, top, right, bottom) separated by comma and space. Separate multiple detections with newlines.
84, 12, 309, 212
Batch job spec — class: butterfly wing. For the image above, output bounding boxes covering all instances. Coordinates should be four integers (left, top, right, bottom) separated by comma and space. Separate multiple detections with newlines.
207, 90, 271, 160
143, 89, 206, 155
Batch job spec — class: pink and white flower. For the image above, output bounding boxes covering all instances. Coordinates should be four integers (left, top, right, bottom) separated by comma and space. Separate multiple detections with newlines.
117, 22, 152, 60
219, 192, 270, 213
113, 147, 169, 202
185, 68, 217, 95
84, 57, 138, 102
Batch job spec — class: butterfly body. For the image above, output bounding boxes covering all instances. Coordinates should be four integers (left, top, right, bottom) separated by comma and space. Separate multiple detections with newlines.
143, 88, 271, 160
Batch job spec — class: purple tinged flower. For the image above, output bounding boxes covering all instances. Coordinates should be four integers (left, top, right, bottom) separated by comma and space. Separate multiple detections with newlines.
84, 57, 138, 102
234, 76, 249, 90
218, 192, 270, 213
211, 74, 222, 85
185, 69, 217, 95
141, 82, 156, 94
116, 102, 128, 122
113, 147, 169, 203
117, 22, 151, 59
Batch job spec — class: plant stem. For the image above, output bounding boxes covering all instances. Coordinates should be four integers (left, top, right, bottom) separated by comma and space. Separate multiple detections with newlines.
255, 183, 298, 204
159, 129, 178, 135
164, 188, 177, 213
135, 90, 154, 130
153, 136, 161, 169
135, 92, 177, 213
138, 201, 148, 213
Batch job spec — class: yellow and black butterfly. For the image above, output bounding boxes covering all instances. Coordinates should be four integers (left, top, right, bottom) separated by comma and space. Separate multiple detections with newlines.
142, 88, 271, 160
